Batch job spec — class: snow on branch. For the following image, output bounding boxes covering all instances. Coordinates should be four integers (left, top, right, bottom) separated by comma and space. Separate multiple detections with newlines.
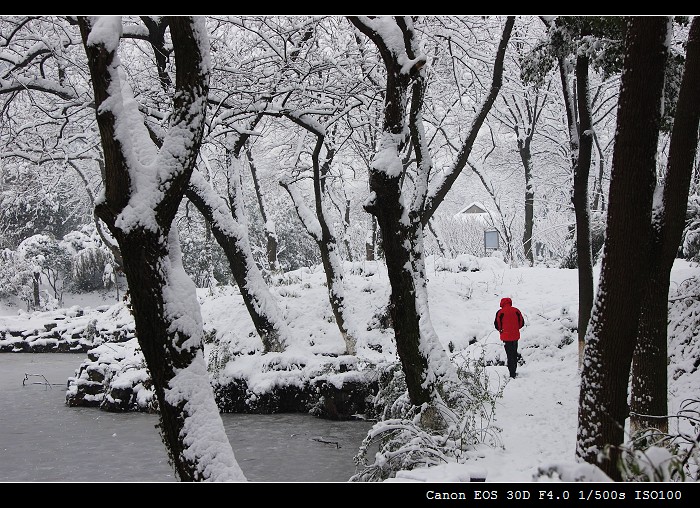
350, 16, 426, 76
0, 76, 78, 100
279, 177, 323, 241
187, 170, 247, 241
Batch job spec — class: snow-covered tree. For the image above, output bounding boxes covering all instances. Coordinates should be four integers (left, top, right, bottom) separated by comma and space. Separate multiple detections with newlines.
348, 16, 514, 424
78, 15, 245, 481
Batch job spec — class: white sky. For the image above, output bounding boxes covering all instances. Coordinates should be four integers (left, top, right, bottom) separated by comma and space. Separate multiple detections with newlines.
1, 255, 698, 483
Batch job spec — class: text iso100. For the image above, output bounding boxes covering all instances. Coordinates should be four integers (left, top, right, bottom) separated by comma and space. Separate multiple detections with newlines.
634, 490, 682, 500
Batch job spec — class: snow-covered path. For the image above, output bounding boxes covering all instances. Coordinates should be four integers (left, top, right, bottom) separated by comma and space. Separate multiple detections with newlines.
389, 317, 582, 483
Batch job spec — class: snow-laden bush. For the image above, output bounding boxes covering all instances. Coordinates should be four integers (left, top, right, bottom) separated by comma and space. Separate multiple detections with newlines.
433, 253, 508, 273
17, 233, 71, 303
617, 398, 700, 481
62, 225, 117, 292
0, 183, 83, 250
0, 248, 35, 305
351, 351, 504, 482
682, 192, 700, 262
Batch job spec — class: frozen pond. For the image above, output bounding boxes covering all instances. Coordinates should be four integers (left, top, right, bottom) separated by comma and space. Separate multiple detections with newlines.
0, 353, 374, 482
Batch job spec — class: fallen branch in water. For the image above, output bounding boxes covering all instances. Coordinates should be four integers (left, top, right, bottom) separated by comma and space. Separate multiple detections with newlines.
311, 436, 340, 448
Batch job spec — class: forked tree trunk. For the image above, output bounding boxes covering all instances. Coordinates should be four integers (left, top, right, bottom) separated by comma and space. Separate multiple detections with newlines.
79, 16, 244, 481
576, 16, 669, 481
630, 16, 700, 436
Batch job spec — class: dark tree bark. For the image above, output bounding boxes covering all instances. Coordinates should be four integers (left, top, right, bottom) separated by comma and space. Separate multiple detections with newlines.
501, 88, 547, 266
246, 146, 280, 273
550, 19, 597, 370
348, 16, 436, 407
141, 120, 288, 354
343, 199, 353, 263
140, 16, 172, 92
592, 132, 607, 212
79, 16, 243, 481
136, 19, 287, 353
365, 215, 376, 261
32, 271, 40, 308
280, 132, 357, 355
576, 16, 669, 481
185, 172, 287, 353
572, 38, 595, 371
630, 16, 700, 436
520, 136, 535, 265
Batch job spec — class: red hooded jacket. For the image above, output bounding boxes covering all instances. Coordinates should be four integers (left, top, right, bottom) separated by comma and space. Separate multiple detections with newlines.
494, 297, 524, 341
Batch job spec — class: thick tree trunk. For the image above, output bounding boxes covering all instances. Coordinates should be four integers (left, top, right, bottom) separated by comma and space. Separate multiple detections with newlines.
576, 17, 669, 481
630, 268, 670, 434
349, 17, 435, 407
116, 226, 235, 480
80, 16, 244, 481
630, 16, 700, 436
370, 171, 432, 406
556, 48, 592, 369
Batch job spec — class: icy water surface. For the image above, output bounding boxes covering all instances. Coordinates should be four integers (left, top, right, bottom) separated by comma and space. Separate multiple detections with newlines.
0, 353, 373, 482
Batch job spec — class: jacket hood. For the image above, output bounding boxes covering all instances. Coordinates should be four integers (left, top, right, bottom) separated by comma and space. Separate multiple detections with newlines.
500, 297, 512, 308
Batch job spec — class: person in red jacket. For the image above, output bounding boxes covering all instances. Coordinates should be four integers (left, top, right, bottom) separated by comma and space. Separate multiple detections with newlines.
494, 297, 524, 379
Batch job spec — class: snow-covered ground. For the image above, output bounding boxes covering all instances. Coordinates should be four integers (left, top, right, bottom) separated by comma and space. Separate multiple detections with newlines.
1, 255, 698, 482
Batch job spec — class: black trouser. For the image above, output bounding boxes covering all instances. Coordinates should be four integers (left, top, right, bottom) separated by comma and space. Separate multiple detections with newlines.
503, 340, 518, 378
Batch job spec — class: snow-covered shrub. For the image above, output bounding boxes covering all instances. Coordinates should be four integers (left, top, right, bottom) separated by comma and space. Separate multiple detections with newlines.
208, 335, 237, 377
0, 182, 83, 250
618, 398, 700, 482
351, 410, 455, 482
71, 247, 114, 291
247, 204, 321, 272
61, 225, 116, 291
433, 254, 508, 273
17, 233, 71, 304
681, 192, 700, 262
179, 233, 231, 288
351, 352, 504, 482
0, 248, 35, 306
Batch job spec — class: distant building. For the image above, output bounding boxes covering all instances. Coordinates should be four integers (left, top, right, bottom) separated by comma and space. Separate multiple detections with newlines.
454, 201, 490, 225
452, 202, 499, 255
